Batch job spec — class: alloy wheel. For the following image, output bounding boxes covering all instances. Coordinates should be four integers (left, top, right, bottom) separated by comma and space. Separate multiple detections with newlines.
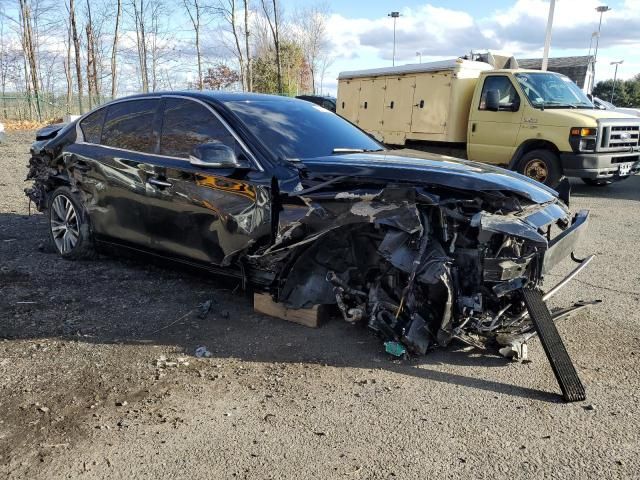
50, 194, 80, 254
523, 159, 549, 183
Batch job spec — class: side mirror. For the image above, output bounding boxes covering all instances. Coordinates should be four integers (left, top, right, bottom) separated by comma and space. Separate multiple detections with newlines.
189, 143, 249, 169
485, 90, 500, 111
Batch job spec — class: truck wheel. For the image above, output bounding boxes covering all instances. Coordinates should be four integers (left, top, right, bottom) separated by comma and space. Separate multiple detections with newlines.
48, 186, 95, 259
516, 150, 562, 188
581, 178, 611, 187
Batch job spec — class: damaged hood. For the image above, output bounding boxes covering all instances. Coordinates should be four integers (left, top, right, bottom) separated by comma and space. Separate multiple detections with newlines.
298, 152, 558, 204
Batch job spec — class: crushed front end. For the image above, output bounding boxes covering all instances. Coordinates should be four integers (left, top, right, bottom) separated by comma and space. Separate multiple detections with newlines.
253, 182, 593, 365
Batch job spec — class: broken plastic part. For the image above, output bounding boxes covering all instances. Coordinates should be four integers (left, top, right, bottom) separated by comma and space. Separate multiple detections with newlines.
384, 341, 407, 358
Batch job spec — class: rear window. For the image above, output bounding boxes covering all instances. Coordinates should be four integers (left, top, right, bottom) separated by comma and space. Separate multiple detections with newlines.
102, 99, 158, 153
79, 108, 106, 143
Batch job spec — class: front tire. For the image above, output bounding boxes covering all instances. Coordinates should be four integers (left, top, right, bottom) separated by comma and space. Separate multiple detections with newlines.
48, 186, 95, 259
515, 149, 562, 188
581, 178, 612, 187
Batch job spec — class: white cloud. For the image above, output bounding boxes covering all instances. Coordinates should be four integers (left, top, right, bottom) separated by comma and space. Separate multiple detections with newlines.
319, 0, 640, 94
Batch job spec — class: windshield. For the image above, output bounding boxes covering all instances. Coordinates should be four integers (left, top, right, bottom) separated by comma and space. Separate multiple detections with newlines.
515, 72, 594, 109
225, 99, 383, 160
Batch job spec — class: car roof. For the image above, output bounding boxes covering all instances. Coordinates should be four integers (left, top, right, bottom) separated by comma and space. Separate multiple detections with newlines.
111, 91, 299, 104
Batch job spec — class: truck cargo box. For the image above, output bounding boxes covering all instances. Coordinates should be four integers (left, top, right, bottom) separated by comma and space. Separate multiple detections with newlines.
337, 58, 493, 145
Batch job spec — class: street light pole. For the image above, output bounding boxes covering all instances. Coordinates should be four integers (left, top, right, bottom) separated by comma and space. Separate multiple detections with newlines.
593, 5, 611, 65
587, 31, 598, 57
541, 0, 556, 71
610, 60, 623, 103
388, 11, 401, 66
416, 51, 422, 63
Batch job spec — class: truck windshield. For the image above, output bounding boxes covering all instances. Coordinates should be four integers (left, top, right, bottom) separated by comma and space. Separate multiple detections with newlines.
515, 72, 594, 109
225, 99, 384, 161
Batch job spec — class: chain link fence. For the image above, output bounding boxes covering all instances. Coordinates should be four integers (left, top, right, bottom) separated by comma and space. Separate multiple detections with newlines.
0, 93, 113, 122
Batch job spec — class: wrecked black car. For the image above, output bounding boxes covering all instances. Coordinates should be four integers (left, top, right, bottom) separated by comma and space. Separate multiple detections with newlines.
26, 92, 595, 401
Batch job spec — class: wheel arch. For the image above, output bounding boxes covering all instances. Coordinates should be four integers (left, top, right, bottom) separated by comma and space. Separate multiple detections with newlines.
42, 173, 74, 209
275, 222, 382, 308
508, 139, 562, 171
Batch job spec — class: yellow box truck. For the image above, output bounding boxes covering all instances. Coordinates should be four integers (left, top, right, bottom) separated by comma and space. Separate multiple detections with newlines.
337, 57, 640, 187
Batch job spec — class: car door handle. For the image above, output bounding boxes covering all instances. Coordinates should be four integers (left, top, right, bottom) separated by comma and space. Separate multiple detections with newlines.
147, 178, 173, 188
471, 123, 477, 133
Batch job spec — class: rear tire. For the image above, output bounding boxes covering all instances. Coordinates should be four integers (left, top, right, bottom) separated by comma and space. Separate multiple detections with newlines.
581, 178, 612, 187
48, 186, 95, 259
515, 149, 562, 188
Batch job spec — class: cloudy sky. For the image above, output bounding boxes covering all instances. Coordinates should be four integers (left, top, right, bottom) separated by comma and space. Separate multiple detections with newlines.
289, 0, 640, 95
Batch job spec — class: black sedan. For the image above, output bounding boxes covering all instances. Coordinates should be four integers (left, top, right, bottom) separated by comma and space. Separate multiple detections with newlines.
26, 92, 593, 400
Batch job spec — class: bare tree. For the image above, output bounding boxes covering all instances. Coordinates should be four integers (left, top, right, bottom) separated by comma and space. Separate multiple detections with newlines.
296, 4, 328, 94
148, 1, 172, 92
69, 0, 84, 112
243, 0, 251, 91
214, 0, 246, 90
18, 0, 42, 120
64, 18, 73, 114
260, 0, 281, 93
131, 0, 150, 93
85, 0, 98, 108
317, 52, 334, 95
183, 0, 203, 90
0, 14, 21, 118
111, 0, 122, 98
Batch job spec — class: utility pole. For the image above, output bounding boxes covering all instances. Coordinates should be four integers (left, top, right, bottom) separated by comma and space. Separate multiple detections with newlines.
541, 0, 556, 71
610, 60, 623, 103
388, 11, 400, 66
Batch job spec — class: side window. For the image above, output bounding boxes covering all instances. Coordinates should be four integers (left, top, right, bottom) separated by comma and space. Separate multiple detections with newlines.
102, 99, 158, 153
79, 108, 106, 144
159, 98, 238, 158
479, 76, 519, 111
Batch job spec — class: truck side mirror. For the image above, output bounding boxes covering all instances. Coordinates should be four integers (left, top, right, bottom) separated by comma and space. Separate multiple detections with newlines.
511, 96, 521, 112
485, 90, 500, 111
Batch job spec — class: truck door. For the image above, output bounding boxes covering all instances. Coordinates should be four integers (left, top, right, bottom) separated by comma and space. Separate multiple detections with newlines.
411, 72, 451, 134
337, 79, 361, 124
468, 75, 523, 164
358, 78, 386, 134
382, 76, 415, 144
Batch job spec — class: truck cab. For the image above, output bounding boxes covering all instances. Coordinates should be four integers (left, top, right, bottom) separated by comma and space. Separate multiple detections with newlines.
468, 69, 640, 186
337, 60, 640, 187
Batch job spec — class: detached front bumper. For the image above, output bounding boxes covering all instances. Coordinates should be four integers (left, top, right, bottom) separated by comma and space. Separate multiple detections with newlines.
561, 151, 640, 179
542, 209, 589, 274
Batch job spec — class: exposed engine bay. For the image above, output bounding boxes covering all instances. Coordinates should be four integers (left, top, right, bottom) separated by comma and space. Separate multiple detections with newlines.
251, 182, 593, 366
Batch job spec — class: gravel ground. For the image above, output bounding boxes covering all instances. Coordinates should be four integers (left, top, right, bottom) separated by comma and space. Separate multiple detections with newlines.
1, 130, 639, 479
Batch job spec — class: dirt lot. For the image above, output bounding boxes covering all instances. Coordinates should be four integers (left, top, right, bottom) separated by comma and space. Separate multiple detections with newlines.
1, 130, 639, 479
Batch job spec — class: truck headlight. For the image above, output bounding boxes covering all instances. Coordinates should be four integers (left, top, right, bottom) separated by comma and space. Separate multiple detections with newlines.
569, 127, 597, 152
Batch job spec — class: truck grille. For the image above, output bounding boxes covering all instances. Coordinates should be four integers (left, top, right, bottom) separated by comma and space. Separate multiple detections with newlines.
599, 124, 640, 151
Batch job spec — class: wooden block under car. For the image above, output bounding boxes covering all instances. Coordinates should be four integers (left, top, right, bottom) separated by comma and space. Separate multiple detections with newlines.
253, 293, 329, 328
